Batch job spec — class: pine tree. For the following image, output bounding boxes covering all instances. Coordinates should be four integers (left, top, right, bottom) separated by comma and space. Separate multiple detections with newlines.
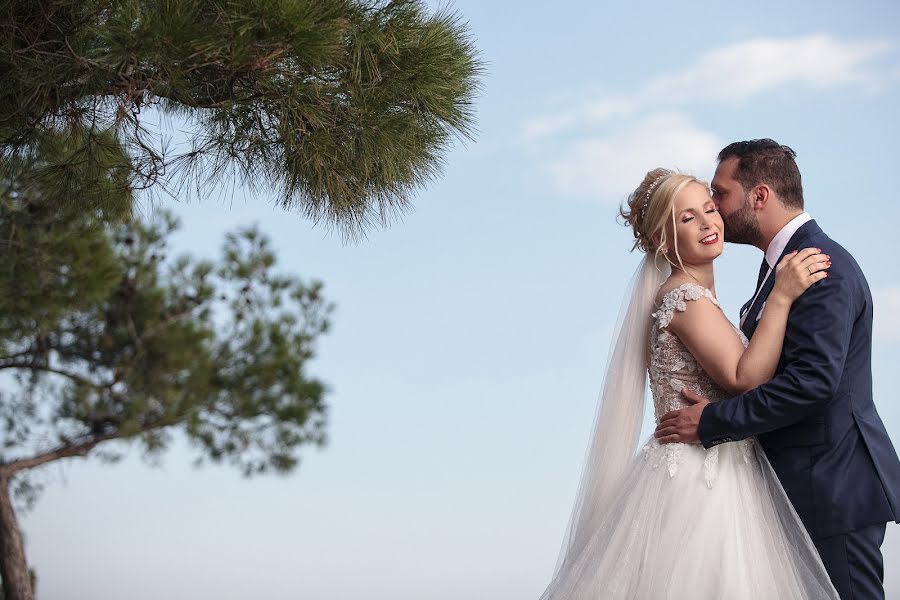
0, 2, 482, 596
0, 160, 333, 600
0, 0, 482, 239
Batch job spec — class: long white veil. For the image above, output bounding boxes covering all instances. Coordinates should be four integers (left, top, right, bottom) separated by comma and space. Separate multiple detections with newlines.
546, 253, 670, 586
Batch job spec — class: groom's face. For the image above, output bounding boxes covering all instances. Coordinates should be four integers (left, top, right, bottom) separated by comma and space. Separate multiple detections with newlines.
711, 158, 763, 246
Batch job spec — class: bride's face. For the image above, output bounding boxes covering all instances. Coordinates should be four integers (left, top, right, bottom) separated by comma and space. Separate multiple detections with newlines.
668, 182, 724, 265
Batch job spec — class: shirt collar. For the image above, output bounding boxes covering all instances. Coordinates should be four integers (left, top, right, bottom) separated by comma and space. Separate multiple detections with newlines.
765, 212, 812, 269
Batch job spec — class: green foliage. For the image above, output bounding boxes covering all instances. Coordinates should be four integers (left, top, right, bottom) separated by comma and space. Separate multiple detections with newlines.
0, 131, 127, 339
0, 177, 334, 481
0, 0, 482, 238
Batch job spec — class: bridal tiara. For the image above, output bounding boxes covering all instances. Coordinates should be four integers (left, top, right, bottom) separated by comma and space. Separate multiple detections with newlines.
639, 173, 669, 219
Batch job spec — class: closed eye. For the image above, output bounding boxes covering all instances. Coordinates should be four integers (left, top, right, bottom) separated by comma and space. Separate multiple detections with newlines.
683, 207, 716, 223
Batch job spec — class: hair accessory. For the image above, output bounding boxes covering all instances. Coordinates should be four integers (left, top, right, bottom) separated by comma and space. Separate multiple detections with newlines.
639, 173, 668, 220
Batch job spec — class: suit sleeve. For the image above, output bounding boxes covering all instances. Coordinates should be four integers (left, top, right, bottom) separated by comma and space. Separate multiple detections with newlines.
698, 273, 857, 448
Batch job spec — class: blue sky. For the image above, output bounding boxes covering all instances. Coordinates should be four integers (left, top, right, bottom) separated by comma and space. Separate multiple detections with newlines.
16, 1, 900, 598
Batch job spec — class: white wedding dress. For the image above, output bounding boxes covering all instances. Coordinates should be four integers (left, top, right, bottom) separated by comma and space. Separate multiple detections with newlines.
539, 281, 838, 599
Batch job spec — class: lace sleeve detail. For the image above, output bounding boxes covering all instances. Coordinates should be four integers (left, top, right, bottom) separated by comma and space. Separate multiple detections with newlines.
652, 283, 720, 329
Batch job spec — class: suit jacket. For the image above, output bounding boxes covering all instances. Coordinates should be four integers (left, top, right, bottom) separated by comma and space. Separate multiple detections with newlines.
698, 220, 900, 539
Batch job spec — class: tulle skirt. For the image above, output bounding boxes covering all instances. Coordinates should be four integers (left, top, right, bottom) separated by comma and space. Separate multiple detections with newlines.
539, 437, 839, 599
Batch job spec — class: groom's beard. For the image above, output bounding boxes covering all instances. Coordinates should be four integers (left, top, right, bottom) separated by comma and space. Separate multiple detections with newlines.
722, 198, 764, 246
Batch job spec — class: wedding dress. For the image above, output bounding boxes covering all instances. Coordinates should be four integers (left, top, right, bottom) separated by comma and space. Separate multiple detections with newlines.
539, 259, 838, 599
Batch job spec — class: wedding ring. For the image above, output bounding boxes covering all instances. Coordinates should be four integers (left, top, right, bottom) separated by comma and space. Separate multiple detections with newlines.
807, 265, 813, 275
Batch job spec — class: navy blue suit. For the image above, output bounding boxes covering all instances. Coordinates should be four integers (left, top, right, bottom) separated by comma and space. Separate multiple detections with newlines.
698, 220, 900, 598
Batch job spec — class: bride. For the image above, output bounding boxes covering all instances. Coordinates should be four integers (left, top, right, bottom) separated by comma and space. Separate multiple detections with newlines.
538, 169, 838, 599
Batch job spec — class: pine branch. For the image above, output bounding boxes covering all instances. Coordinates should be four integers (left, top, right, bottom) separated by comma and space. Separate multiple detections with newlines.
0, 0, 483, 238
0, 433, 119, 476
0, 360, 110, 391
0, 413, 182, 477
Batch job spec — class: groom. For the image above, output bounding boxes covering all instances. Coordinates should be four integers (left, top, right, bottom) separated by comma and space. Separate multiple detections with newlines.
655, 139, 900, 599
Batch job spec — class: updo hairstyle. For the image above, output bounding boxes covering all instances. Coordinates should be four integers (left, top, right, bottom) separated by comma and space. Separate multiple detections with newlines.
619, 168, 708, 268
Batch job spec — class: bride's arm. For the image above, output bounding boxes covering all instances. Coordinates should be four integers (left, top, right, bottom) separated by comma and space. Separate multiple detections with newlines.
668, 249, 829, 394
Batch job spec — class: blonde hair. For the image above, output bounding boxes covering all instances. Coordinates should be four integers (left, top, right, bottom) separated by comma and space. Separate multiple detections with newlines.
619, 168, 709, 270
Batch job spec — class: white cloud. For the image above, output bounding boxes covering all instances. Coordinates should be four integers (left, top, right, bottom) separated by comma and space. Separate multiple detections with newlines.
525, 35, 895, 142
873, 286, 900, 344
545, 113, 721, 200
523, 34, 896, 201
522, 97, 637, 141
642, 34, 892, 106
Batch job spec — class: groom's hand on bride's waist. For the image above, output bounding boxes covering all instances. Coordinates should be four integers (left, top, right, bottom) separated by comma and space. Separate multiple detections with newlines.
654, 389, 710, 444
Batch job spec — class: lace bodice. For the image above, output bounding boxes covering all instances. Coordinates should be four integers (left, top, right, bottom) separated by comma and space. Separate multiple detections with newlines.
643, 283, 752, 486
649, 283, 748, 420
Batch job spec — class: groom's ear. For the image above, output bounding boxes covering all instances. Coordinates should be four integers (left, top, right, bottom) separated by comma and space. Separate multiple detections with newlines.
751, 184, 771, 210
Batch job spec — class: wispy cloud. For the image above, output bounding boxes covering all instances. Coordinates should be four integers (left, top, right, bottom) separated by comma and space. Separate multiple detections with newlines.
545, 113, 721, 198
642, 35, 892, 104
874, 286, 900, 344
523, 34, 896, 200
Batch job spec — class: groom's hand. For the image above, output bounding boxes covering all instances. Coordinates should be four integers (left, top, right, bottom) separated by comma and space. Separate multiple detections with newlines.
654, 389, 710, 444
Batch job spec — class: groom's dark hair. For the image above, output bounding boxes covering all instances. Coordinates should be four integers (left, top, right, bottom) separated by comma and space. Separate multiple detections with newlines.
717, 139, 804, 210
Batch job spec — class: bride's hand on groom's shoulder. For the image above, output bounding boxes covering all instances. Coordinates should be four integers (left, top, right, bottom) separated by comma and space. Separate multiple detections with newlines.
771, 248, 830, 305
654, 389, 710, 444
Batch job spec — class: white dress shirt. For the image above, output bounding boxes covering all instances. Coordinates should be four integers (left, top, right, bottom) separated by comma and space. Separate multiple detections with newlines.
739, 212, 813, 328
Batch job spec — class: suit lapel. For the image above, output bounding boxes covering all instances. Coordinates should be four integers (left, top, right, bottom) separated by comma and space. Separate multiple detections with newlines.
741, 220, 822, 339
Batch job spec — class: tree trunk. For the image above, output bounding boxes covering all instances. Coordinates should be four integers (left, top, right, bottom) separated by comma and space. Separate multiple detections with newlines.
0, 474, 32, 600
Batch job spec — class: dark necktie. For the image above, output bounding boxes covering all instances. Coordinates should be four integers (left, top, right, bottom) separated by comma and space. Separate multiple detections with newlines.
755, 257, 770, 290
741, 258, 771, 321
